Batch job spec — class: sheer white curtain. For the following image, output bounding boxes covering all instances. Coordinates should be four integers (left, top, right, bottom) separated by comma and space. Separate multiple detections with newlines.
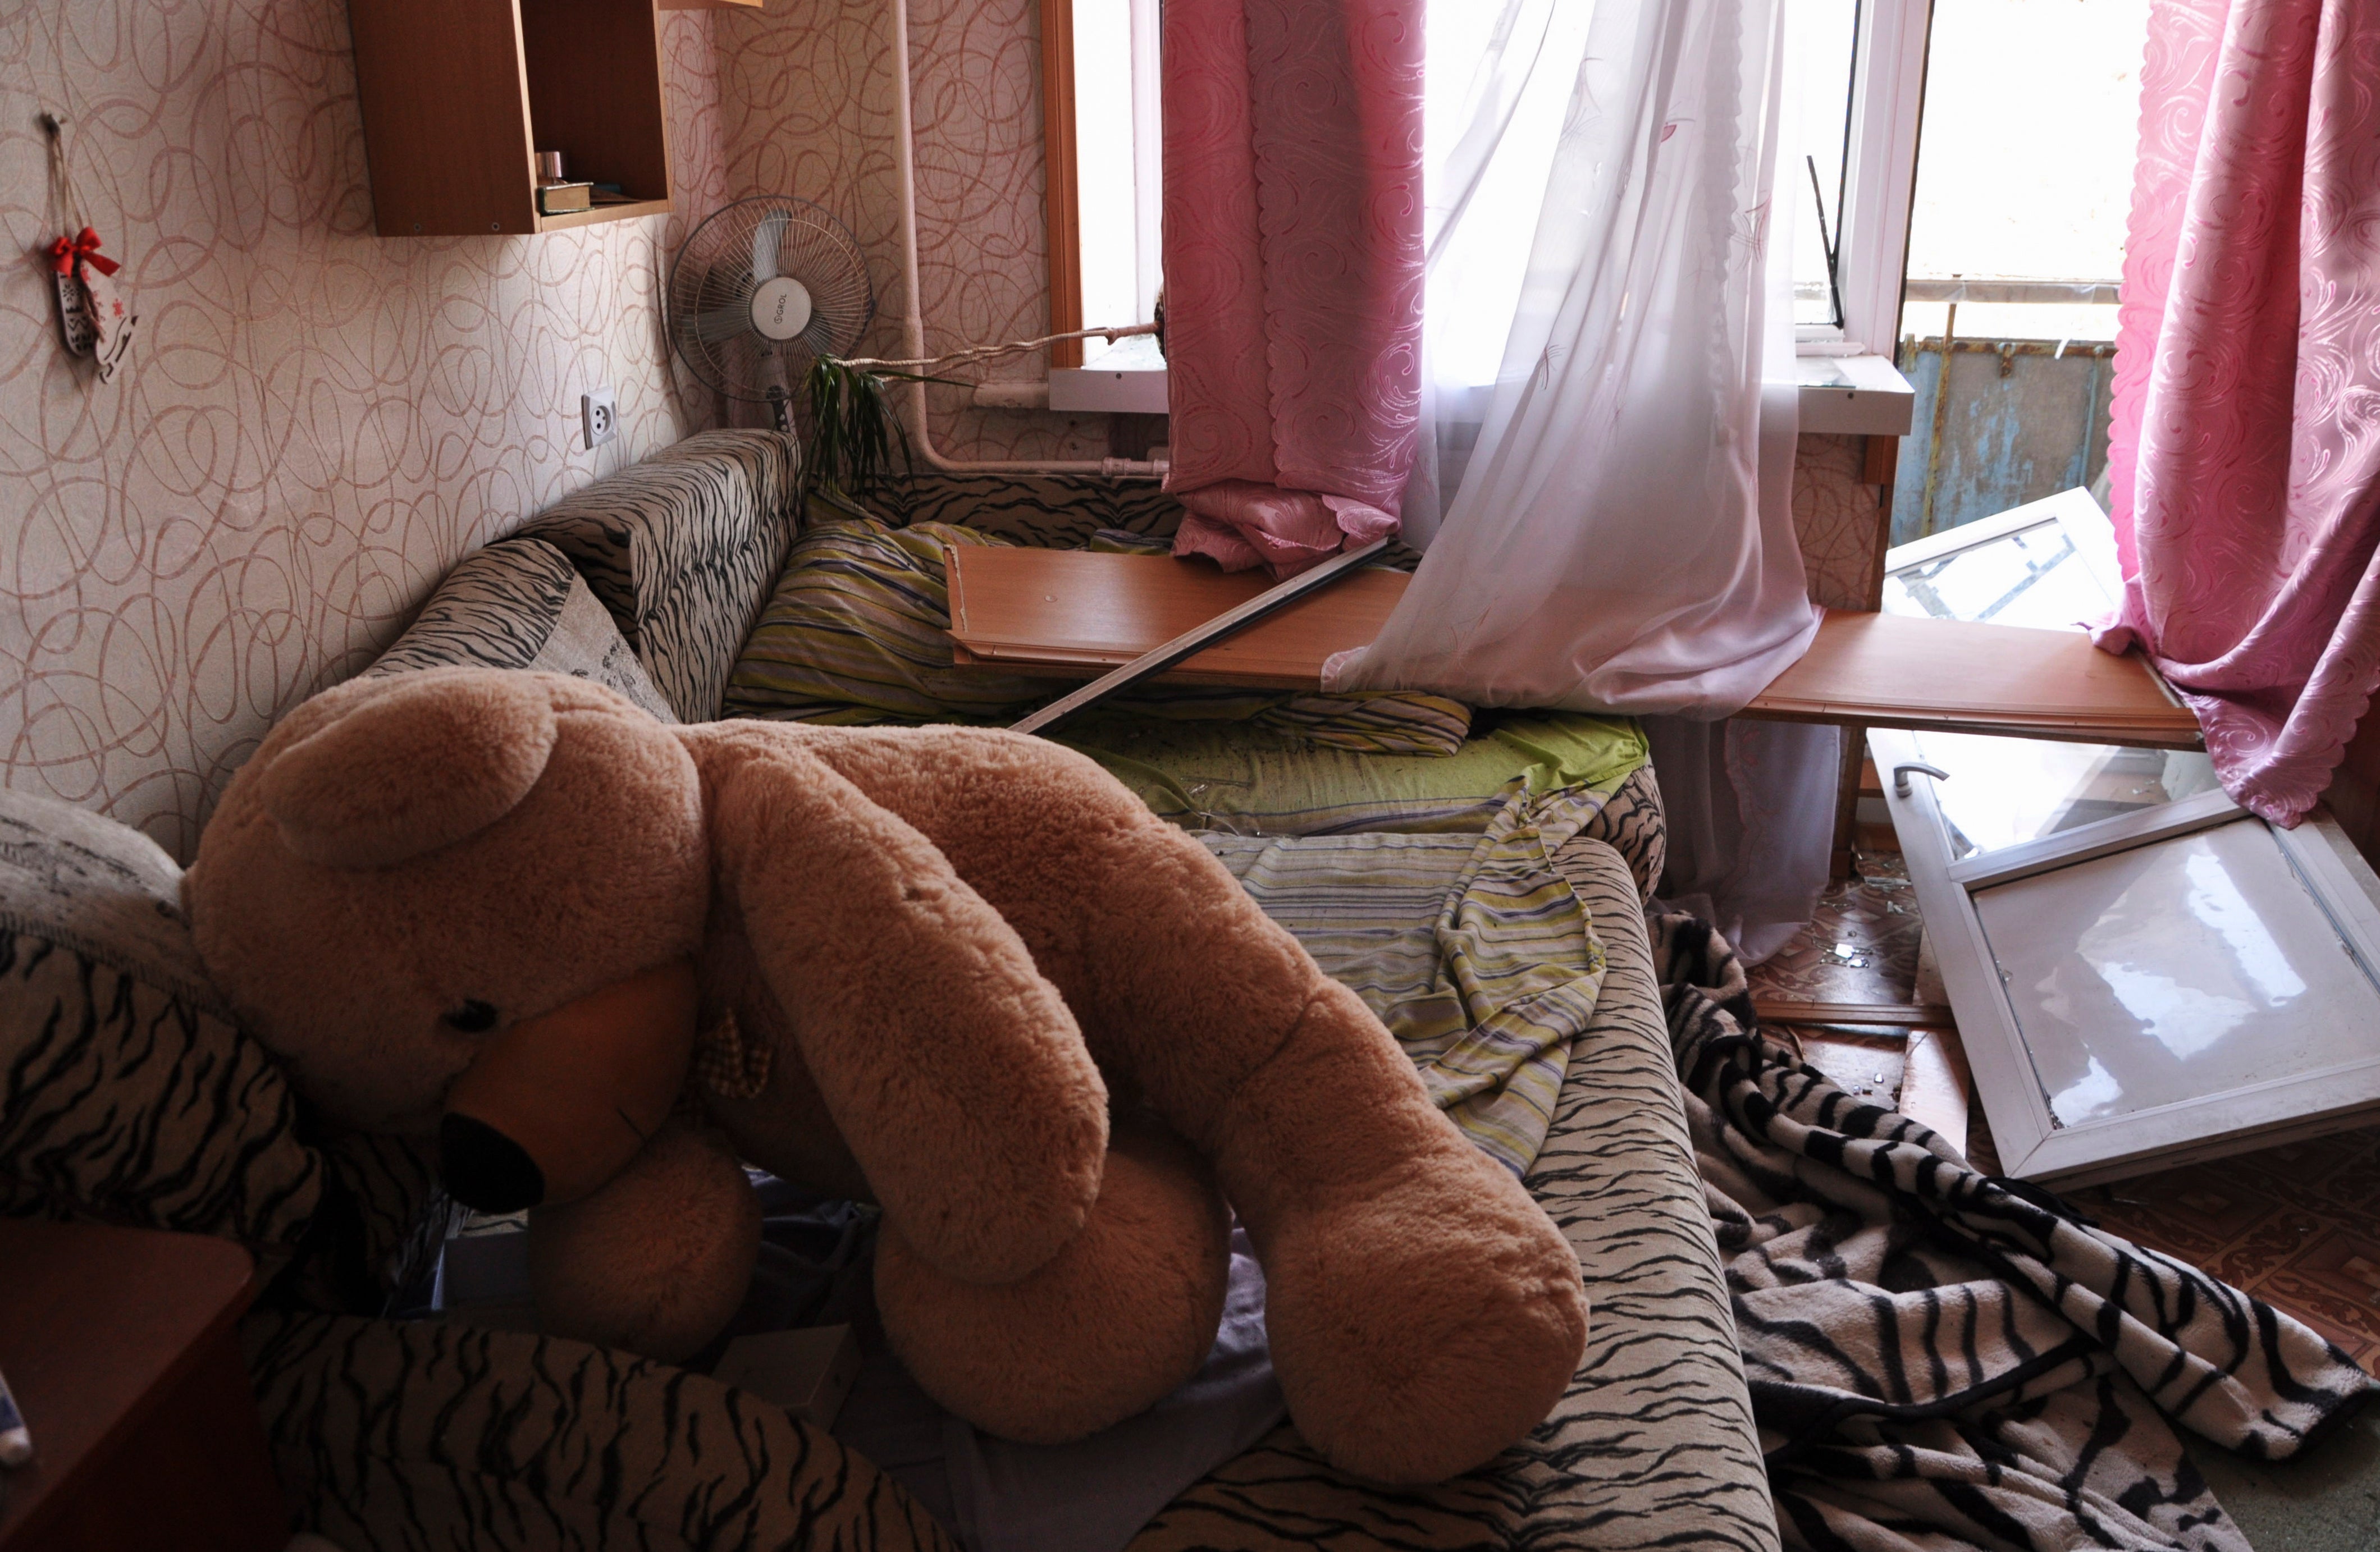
1326, 0, 1836, 958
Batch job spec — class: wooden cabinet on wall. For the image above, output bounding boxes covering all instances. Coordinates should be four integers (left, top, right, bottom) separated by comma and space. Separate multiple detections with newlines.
345, 0, 677, 235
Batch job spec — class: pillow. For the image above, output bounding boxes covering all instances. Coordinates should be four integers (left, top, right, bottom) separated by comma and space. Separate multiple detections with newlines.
369, 537, 677, 722
515, 429, 801, 722
0, 788, 323, 1257
723, 516, 1474, 754
724, 519, 1056, 725
865, 469, 1189, 548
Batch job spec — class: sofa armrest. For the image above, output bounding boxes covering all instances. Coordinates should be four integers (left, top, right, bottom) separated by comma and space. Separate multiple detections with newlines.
515, 430, 801, 722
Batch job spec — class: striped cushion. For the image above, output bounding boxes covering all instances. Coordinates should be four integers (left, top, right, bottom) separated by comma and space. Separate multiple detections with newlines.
0, 789, 323, 1262
860, 473, 1424, 570
725, 519, 1056, 725
368, 538, 677, 721
517, 429, 801, 722
245, 1311, 954, 1551
864, 471, 1189, 549
1071, 713, 1666, 895
723, 516, 1473, 754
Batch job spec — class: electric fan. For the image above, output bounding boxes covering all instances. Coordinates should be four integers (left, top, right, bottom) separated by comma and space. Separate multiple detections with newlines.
666, 196, 874, 431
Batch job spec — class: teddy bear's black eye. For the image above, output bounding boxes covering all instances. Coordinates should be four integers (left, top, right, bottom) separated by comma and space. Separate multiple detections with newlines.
443, 999, 499, 1033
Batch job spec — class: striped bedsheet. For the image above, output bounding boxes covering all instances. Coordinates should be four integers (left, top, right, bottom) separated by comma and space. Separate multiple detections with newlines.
1202, 822, 1604, 1177
1071, 711, 1648, 840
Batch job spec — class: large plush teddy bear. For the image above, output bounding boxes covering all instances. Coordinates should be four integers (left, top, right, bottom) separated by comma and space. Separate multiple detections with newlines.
184, 666, 1587, 1484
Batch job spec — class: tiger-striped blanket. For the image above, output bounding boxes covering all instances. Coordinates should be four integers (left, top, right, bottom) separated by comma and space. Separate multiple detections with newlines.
1651, 914, 2375, 1550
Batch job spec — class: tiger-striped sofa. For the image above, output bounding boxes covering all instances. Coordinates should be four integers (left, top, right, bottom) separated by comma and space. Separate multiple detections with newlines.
0, 431, 1775, 1550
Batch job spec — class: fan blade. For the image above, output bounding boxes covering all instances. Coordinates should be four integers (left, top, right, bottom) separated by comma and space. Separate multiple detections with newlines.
689, 308, 752, 346
751, 210, 788, 284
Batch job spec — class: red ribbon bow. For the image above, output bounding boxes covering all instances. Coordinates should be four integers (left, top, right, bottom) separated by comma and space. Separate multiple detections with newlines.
49, 227, 120, 280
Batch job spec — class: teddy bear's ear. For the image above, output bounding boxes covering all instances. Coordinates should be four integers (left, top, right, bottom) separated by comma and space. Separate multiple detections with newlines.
257, 670, 559, 869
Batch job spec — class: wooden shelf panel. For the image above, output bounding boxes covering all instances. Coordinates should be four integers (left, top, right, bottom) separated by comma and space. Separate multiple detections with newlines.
946, 547, 1409, 688
536, 198, 673, 232
1741, 610, 2203, 749
941, 555, 2201, 749
346, 0, 674, 237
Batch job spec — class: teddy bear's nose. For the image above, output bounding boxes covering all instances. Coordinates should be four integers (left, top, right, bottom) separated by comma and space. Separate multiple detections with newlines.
439, 1113, 546, 1213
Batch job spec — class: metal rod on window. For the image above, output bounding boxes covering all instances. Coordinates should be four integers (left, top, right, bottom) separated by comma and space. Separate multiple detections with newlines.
1808, 155, 1845, 331
1918, 298, 1958, 539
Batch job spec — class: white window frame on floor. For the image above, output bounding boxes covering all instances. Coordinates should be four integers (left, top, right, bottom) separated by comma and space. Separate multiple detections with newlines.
1871, 500, 2380, 1187
1876, 730, 2380, 1186
1797, 0, 1933, 358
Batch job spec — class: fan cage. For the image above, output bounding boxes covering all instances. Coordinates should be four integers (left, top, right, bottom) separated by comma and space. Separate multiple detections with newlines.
666, 195, 875, 404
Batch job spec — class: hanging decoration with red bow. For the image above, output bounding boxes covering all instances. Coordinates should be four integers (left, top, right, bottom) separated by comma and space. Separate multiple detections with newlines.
41, 113, 135, 382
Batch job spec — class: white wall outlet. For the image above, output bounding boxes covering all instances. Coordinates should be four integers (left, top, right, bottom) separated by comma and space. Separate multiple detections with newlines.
581, 385, 618, 450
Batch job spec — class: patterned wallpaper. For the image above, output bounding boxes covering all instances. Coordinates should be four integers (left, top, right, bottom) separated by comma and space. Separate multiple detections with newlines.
715, 0, 1111, 462
1794, 433, 1891, 612
0, 0, 730, 857
0, 0, 1893, 857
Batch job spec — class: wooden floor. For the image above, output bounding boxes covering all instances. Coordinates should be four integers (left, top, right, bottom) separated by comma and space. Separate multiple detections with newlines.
1750, 852, 2380, 1374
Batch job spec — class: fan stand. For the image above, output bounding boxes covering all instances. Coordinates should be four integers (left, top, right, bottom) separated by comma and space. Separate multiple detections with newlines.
765, 384, 791, 435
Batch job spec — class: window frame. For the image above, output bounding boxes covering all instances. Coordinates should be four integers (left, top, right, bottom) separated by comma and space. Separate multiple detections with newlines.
1797, 0, 1934, 356
1872, 496, 2380, 1187
1039, 0, 1162, 373
1040, 0, 1934, 384
1040, 0, 1086, 369
1876, 725, 2380, 1186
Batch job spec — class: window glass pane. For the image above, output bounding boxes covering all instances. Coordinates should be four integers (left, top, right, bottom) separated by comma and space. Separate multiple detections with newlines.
1787, 0, 1859, 327
1898, 0, 2150, 346
1902, 731, 2218, 859
1974, 818, 2380, 1128
1881, 512, 2215, 859
1075, 0, 1143, 361
1882, 519, 2115, 628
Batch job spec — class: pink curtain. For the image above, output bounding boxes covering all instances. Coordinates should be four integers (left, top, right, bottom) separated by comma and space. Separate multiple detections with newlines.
2098, 0, 2380, 826
1161, 0, 1425, 576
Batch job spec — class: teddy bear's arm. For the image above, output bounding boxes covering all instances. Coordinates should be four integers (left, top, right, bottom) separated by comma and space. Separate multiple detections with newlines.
704, 740, 1109, 1286
528, 1120, 759, 1362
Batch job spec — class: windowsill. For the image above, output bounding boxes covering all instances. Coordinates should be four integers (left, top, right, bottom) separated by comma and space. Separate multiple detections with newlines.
1010, 349, 1920, 436
1794, 353, 1916, 436
1049, 333, 1169, 414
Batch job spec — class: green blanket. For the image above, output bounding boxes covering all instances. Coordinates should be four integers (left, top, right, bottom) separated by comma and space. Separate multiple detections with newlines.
1070, 711, 1647, 844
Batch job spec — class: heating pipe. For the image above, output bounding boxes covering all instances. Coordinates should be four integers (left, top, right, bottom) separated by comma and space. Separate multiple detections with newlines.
886, 0, 1165, 479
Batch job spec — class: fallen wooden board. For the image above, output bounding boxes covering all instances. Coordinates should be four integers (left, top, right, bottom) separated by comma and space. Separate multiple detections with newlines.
1009, 540, 1390, 735
1741, 610, 2201, 749
946, 546, 1409, 689
943, 551, 2204, 748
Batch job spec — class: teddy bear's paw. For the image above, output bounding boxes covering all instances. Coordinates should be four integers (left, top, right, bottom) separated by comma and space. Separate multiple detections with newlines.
527, 1121, 762, 1362
1259, 1145, 1589, 1485
875, 1120, 1230, 1443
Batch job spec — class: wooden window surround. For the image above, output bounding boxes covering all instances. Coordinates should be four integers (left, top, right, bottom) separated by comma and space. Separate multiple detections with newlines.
1041, 0, 1085, 368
